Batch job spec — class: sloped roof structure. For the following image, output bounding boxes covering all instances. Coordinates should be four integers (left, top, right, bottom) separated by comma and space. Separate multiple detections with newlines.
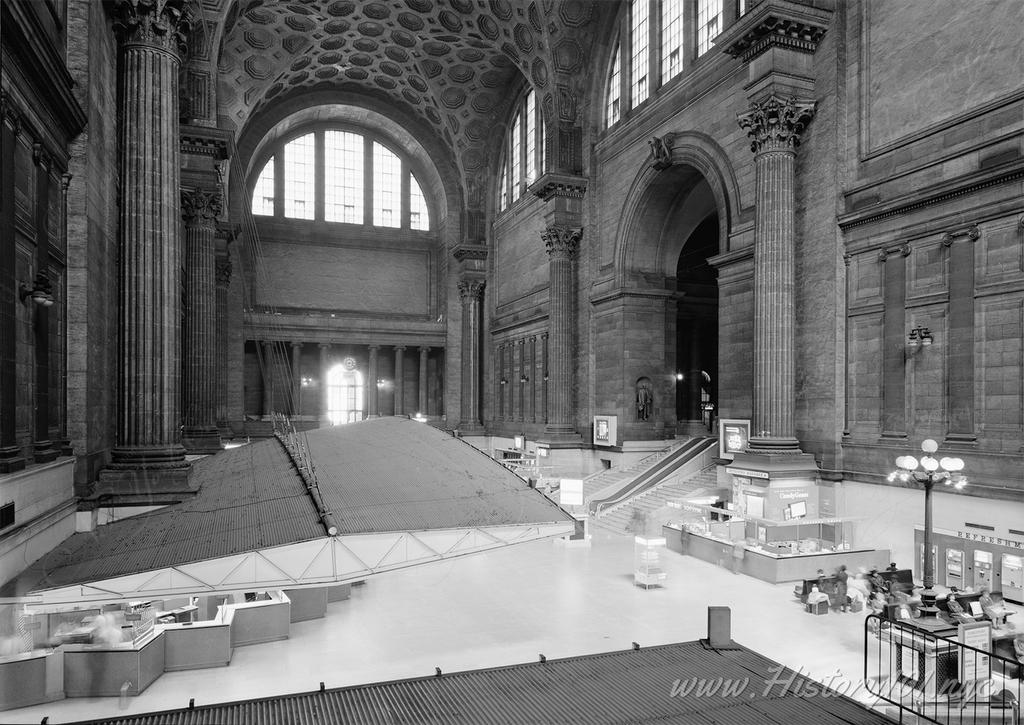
75, 639, 892, 725
4, 418, 574, 605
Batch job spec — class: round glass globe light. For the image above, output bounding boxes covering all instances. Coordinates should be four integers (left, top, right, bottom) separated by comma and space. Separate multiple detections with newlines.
921, 456, 939, 471
896, 455, 917, 470
921, 439, 938, 454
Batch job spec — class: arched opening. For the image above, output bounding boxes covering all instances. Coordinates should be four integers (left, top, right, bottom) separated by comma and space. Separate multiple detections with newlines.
675, 213, 719, 434
326, 363, 364, 425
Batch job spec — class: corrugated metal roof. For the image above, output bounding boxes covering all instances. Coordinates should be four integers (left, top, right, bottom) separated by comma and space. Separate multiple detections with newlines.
309, 418, 571, 534
75, 640, 892, 725
3, 419, 573, 597
2, 439, 322, 595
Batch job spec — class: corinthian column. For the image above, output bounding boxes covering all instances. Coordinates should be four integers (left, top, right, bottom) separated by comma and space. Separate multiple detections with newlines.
542, 226, 580, 436
737, 95, 815, 452
181, 189, 222, 453
457, 279, 485, 432
102, 0, 193, 492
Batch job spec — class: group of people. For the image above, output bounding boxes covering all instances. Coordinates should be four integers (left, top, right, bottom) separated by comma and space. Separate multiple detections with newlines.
945, 586, 1011, 628
806, 563, 903, 614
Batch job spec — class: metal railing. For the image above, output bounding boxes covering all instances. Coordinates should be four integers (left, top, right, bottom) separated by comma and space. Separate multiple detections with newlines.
863, 612, 1021, 724
271, 412, 339, 537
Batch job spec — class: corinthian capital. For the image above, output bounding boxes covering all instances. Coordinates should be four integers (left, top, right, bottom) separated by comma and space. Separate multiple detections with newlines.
542, 226, 581, 260
181, 189, 223, 225
114, 0, 193, 55
737, 96, 816, 154
457, 279, 485, 302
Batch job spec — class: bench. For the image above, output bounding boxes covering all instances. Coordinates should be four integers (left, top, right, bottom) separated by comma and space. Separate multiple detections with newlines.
876, 569, 915, 595
934, 591, 1014, 624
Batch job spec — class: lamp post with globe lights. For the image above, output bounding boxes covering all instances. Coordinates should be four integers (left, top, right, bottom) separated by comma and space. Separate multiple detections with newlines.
888, 439, 967, 617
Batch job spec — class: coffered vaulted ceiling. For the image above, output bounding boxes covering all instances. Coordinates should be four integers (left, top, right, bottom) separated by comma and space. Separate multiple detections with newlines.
202, 0, 599, 187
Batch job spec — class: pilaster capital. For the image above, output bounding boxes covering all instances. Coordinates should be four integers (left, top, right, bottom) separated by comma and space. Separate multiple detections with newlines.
368, 344, 380, 351
181, 188, 223, 225
542, 226, 582, 260
877, 242, 912, 263
419, 346, 430, 354
457, 279, 486, 302
318, 342, 331, 350
394, 345, 407, 352
941, 224, 981, 247
0, 90, 22, 136
215, 257, 232, 287
113, 0, 193, 56
737, 95, 816, 154
291, 341, 303, 349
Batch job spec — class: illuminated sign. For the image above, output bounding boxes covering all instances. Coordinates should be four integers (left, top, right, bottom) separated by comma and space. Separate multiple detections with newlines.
593, 415, 617, 447
718, 419, 750, 460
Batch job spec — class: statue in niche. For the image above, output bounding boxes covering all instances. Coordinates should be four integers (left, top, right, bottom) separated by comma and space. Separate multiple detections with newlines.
636, 377, 653, 421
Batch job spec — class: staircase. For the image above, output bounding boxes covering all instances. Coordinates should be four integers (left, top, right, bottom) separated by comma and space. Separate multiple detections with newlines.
593, 465, 719, 534
578, 440, 690, 503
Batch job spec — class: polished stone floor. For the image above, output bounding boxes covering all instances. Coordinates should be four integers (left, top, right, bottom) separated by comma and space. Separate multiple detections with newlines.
5, 483, 1023, 724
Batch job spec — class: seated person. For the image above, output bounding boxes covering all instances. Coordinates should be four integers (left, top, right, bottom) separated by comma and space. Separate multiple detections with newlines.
868, 569, 888, 595
1015, 634, 1024, 665
806, 585, 830, 606
868, 591, 887, 615
945, 593, 974, 624
979, 587, 1009, 628
894, 590, 920, 618
847, 585, 867, 609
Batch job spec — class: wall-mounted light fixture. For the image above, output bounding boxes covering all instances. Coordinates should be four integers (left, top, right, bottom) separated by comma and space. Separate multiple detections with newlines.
674, 372, 684, 381
519, 373, 529, 383
19, 274, 54, 307
499, 378, 508, 386
376, 378, 386, 388
300, 377, 314, 387
907, 326, 933, 349
542, 372, 549, 381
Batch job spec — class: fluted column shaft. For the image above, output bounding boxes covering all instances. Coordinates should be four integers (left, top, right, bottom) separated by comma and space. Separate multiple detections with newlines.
458, 280, 484, 429
214, 255, 231, 427
111, 0, 192, 468
542, 227, 580, 435
393, 346, 405, 415
367, 345, 379, 416
418, 346, 429, 415
738, 96, 815, 451
181, 190, 221, 449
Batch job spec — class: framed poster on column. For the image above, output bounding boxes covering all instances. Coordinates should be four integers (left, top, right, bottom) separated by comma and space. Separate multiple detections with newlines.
593, 415, 617, 447
718, 419, 750, 460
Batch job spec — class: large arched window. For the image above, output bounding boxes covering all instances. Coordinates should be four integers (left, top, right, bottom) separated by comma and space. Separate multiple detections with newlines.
605, 0, 743, 128
326, 362, 364, 425
251, 129, 431, 231
497, 88, 545, 213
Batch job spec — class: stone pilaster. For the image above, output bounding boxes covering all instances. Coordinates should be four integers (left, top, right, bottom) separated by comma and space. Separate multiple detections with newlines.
181, 188, 222, 453
540, 331, 549, 424
101, 0, 193, 492
418, 346, 429, 416
517, 338, 526, 423
367, 344, 379, 417
290, 342, 302, 416
261, 340, 275, 416
456, 280, 485, 431
318, 343, 330, 423
542, 226, 580, 437
0, 95, 22, 473
393, 346, 406, 415
214, 252, 231, 434
737, 95, 815, 452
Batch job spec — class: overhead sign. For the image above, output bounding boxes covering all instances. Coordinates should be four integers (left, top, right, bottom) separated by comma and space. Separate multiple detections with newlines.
726, 467, 769, 479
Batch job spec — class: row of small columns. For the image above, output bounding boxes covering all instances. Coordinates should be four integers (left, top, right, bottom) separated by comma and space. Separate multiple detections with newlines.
258, 341, 435, 419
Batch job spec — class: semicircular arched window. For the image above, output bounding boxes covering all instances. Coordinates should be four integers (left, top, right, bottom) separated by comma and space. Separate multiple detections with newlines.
251, 129, 431, 231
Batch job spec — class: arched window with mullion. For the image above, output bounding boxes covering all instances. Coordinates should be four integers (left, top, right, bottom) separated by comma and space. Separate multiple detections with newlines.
496, 87, 545, 214
284, 133, 315, 220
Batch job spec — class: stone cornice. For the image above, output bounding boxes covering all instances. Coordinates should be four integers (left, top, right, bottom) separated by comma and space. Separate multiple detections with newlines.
452, 243, 488, 262
719, 0, 832, 63
180, 124, 233, 160
838, 158, 1024, 231
531, 172, 588, 201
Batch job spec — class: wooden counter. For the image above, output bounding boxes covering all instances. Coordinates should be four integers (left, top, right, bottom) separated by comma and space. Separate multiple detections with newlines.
63, 632, 165, 697
220, 591, 291, 647
663, 525, 891, 583
159, 620, 232, 671
0, 648, 64, 710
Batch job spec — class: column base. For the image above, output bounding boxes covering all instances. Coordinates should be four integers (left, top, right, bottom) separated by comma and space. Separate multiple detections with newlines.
97, 451, 194, 502
0, 445, 26, 473
182, 427, 223, 454
58, 438, 75, 456
746, 435, 803, 453
33, 440, 59, 464
539, 428, 583, 447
